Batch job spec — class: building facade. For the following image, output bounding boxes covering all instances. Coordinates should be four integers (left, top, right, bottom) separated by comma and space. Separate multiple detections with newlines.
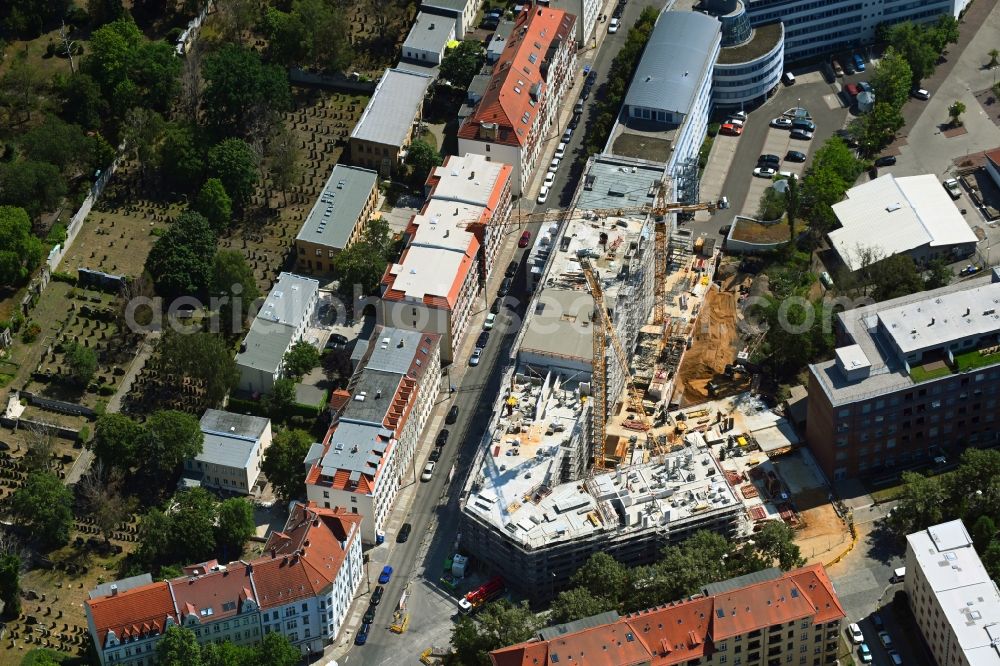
807, 270, 1000, 481
402, 12, 456, 66
421, 0, 482, 39
184, 410, 272, 494
85, 505, 363, 665
711, 1, 784, 109
905, 520, 1000, 666
349, 68, 432, 178
546, 0, 599, 45
490, 564, 846, 666
457, 7, 578, 194
305, 327, 442, 542
295, 165, 379, 274
235, 273, 320, 394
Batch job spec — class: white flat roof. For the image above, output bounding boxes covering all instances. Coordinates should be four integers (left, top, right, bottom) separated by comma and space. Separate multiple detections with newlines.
908, 521, 987, 593
408, 198, 484, 252
829, 174, 977, 271
835, 344, 871, 371
429, 153, 509, 207
387, 244, 472, 301
877, 279, 1000, 355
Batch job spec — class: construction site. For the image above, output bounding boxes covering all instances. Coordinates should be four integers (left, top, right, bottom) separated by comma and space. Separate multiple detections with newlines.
457, 154, 849, 603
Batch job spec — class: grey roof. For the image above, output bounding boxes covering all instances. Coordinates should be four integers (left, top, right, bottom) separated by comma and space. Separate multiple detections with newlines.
200, 409, 269, 440
318, 420, 394, 481
537, 611, 621, 640
90, 574, 154, 600
404, 12, 455, 54
486, 19, 516, 61
624, 11, 721, 115
702, 567, 782, 597
296, 165, 378, 250
420, 0, 468, 14
342, 370, 401, 425
351, 68, 432, 148
363, 327, 433, 374
197, 429, 264, 470
519, 289, 596, 363
304, 442, 326, 467
575, 154, 664, 211
236, 273, 319, 373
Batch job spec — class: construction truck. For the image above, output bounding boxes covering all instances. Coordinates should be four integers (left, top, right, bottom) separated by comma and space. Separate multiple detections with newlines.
458, 576, 505, 613
440, 553, 468, 590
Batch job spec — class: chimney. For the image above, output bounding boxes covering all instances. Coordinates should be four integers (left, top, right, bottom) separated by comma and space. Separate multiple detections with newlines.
469, 171, 475, 180
965, 308, 971, 316
375, 389, 382, 399
110, 584, 118, 596
929, 318, 935, 326
398, 338, 405, 348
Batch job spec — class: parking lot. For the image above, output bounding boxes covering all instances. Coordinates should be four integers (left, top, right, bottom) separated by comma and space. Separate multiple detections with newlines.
739, 118, 814, 217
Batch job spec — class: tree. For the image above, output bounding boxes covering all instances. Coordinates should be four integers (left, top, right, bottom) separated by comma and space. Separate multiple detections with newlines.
157, 332, 240, 406
59, 73, 108, 130
323, 347, 353, 385
145, 210, 217, 299
202, 642, 254, 666
851, 101, 905, 157
751, 520, 805, 571
0, 552, 21, 619
948, 100, 966, 126
785, 172, 800, 242
405, 139, 443, 187
216, 498, 255, 560
64, 341, 98, 386
266, 377, 297, 418
440, 40, 486, 89
283, 341, 320, 379
10, 472, 74, 549
255, 631, 300, 666
201, 44, 291, 138
87, 0, 125, 27
92, 413, 144, 471
136, 508, 173, 566
0, 55, 43, 126
158, 123, 205, 193
156, 626, 202, 666
144, 410, 204, 478
291, 0, 353, 72
21, 115, 93, 172
211, 251, 260, 335
22, 422, 56, 473
208, 138, 259, 209
170, 488, 218, 563
570, 552, 629, 607
3, 0, 71, 36
756, 187, 786, 221
0, 161, 67, 220
924, 259, 952, 290
262, 7, 310, 67
267, 126, 300, 206
452, 599, 539, 666
888, 471, 949, 537
928, 14, 960, 54
195, 178, 233, 233
549, 587, 613, 624
990, 48, 1000, 69
972, 515, 997, 551
888, 21, 941, 83
261, 429, 313, 501
332, 218, 396, 295
78, 461, 136, 544
0, 206, 43, 286
864, 253, 925, 301
872, 47, 913, 111
982, 540, 1000, 581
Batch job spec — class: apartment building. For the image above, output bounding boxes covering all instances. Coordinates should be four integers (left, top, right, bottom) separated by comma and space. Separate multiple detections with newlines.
294, 164, 379, 274
349, 68, 432, 178
304, 327, 441, 542
490, 564, 846, 666
183, 409, 272, 494
424, 153, 514, 281
807, 269, 1000, 481
745, 0, 970, 62
905, 520, 1000, 666
457, 6, 577, 194
545, 0, 599, 44
235, 273, 320, 394
85, 504, 363, 665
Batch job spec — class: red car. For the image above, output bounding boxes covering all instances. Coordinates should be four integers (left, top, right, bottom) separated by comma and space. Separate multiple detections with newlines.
844, 83, 860, 98
720, 123, 742, 136
518, 231, 531, 248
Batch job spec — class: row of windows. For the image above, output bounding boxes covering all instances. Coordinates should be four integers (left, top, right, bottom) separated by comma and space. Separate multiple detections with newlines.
715, 49, 784, 78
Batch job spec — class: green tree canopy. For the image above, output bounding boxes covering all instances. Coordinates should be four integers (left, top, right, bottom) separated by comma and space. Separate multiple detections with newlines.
283, 341, 320, 379
207, 138, 259, 209
145, 210, 217, 299
195, 178, 233, 233
144, 410, 204, 478
570, 552, 629, 607
548, 586, 613, 625
440, 40, 486, 89
91, 413, 144, 471
872, 47, 913, 111
215, 498, 255, 560
201, 44, 292, 137
2, 0, 71, 36
405, 139, 443, 188
887, 19, 956, 84
291, 0, 353, 72
211, 251, 260, 335
170, 488, 218, 563
156, 626, 202, 666
0, 552, 22, 619
0, 161, 66, 220
11, 472, 74, 549
157, 331, 241, 406
64, 341, 98, 386
0, 206, 44, 286
266, 377, 297, 418
332, 218, 396, 294
20, 116, 95, 172
59, 72, 109, 131
158, 123, 206, 193
949, 100, 966, 126
750, 520, 805, 571
255, 630, 301, 666
452, 599, 540, 666
261, 429, 313, 501
756, 187, 786, 221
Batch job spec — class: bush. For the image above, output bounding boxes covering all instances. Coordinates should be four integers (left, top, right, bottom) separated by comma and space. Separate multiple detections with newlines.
45, 43, 56, 57
21, 323, 41, 343
51, 271, 77, 285
78, 425, 90, 443
707, 122, 721, 138
98, 384, 115, 396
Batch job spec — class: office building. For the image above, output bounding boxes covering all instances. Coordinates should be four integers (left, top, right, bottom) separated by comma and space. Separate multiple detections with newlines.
294, 164, 379, 274
708, 0, 784, 108
807, 269, 1000, 480
490, 564, 846, 666
905, 520, 1000, 666
349, 68, 432, 177
304, 327, 441, 542
235, 273, 320, 394
457, 6, 577, 194
182, 410, 272, 494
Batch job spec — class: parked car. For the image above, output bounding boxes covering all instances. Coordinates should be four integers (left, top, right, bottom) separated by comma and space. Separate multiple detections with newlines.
853, 53, 866, 71
720, 123, 742, 136
436, 429, 449, 446
587, 70, 597, 85
912, 87, 931, 100
371, 586, 384, 604
872, 613, 884, 630
363, 607, 377, 624
326, 333, 349, 349
858, 643, 872, 663
844, 82, 860, 98
574, 100, 584, 114
753, 167, 776, 178
562, 128, 573, 142
549, 157, 561, 173
537, 185, 549, 204
555, 142, 567, 159
505, 260, 519, 278
718, 196, 729, 209
518, 230, 532, 248
758, 154, 780, 166
569, 113, 581, 130
355, 623, 370, 645
878, 631, 892, 648
858, 81, 872, 93
832, 59, 844, 77
608, 17, 619, 32
543, 172, 555, 188
469, 347, 483, 366
498, 277, 512, 296
429, 447, 442, 462
446, 405, 459, 424
483, 312, 497, 330
791, 118, 815, 132
378, 566, 393, 584
770, 117, 793, 128
476, 331, 490, 348
731, 110, 747, 122
782, 72, 795, 85
397, 523, 412, 543
785, 150, 806, 162
843, 58, 855, 75
580, 85, 590, 100
420, 462, 435, 482
874, 155, 896, 167
719, 225, 732, 236
943, 178, 962, 199
790, 129, 813, 140
727, 117, 745, 128
887, 650, 903, 666
848, 623, 864, 644
490, 297, 503, 314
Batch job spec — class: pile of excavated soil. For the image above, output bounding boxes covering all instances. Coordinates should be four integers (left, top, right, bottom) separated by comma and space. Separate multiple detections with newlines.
676, 288, 738, 404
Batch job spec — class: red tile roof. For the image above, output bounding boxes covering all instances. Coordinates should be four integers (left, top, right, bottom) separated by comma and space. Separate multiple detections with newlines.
86, 581, 177, 647
489, 565, 845, 666
458, 7, 575, 147
985, 147, 1000, 169
169, 562, 256, 625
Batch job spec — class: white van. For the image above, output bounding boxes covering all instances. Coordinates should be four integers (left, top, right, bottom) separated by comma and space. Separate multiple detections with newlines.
783, 72, 796, 85
891, 567, 906, 583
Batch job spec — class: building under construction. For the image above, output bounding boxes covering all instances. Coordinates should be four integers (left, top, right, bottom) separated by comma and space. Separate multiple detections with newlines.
458, 154, 740, 602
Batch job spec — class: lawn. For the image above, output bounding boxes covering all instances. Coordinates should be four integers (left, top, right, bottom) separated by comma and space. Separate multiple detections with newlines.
954, 347, 1000, 372
909, 362, 953, 383
730, 218, 791, 244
